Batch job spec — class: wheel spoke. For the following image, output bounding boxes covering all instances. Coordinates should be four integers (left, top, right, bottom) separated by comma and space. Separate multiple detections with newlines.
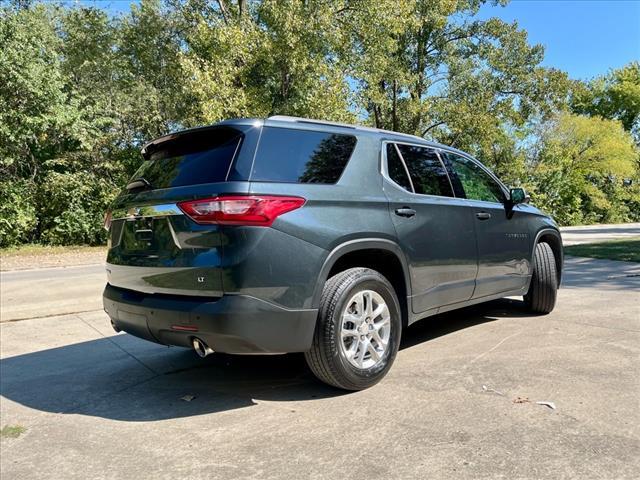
363, 291, 373, 316
370, 329, 387, 348
367, 342, 381, 362
353, 341, 362, 366
346, 338, 358, 359
358, 340, 369, 367
343, 312, 362, 326
354, 293, 364, 316
371, 303, 388, 321
373, 315, 390, 331
341, 328, 358, 339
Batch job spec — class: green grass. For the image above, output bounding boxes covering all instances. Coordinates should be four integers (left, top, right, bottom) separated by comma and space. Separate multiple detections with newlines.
1, 425, 26, 439
564, 238, 640, 263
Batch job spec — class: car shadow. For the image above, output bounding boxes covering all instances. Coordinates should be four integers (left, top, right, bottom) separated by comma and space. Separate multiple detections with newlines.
1, 299, 533, 422
400, 297, 533, 350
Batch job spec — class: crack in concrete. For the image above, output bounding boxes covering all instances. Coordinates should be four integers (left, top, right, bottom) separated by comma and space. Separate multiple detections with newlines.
464, 330, 524, 368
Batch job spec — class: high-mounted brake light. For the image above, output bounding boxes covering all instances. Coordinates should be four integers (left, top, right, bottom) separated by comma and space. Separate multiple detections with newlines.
177, 195, 305, 226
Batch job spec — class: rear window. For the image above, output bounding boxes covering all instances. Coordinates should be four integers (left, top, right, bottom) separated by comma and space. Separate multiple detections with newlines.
131, 127, 243, 189
251, 127, 357, 184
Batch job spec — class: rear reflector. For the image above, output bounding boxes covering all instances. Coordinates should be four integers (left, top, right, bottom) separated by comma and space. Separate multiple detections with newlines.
170, 325, 199, 332
177, 195, 305, 226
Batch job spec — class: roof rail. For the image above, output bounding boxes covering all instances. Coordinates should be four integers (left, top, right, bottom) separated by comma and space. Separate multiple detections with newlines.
266, 115, 425, 142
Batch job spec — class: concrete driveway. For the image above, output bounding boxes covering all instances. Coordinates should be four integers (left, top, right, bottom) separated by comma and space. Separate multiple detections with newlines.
1, 253, 639, 479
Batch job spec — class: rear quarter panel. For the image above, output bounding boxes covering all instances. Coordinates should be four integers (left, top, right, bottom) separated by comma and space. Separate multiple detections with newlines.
225, 134, 400, 309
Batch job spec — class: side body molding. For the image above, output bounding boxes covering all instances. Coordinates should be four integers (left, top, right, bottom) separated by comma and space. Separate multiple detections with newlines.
311, 238, 413, 309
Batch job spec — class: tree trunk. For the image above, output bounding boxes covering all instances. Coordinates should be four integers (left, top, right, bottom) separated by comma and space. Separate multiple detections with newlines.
392, 79, 398, 132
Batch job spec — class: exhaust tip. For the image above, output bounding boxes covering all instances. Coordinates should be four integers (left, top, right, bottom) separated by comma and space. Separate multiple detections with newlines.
192, 337, 214, 358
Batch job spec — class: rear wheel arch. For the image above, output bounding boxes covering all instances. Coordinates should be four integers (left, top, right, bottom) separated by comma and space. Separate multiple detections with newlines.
313, 240, 411, 329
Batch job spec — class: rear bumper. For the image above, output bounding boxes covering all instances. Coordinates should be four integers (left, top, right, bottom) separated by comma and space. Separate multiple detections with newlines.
103, 284, 317, 354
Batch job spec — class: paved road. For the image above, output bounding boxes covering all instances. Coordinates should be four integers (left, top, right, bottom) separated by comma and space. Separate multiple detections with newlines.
1, 264, 105, 322
560, 222, 640, 245
1, 257, 639, 479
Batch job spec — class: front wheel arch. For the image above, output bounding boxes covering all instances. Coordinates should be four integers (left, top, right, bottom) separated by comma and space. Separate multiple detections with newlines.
533, 229, 563, 286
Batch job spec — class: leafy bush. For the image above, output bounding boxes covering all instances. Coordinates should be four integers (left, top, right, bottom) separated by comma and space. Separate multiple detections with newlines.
0, 180, 38, 247
37, 171, 117, 245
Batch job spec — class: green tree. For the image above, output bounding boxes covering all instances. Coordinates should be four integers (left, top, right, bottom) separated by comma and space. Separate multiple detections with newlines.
0, 1, 199, 246
527, 112, 639, 225
572, 62, 640, 137
338, 0, 570, 156
0, 4, 81, 180
0, 4, 83, 246
181, 0, 354, 123
1, 0, 637, 247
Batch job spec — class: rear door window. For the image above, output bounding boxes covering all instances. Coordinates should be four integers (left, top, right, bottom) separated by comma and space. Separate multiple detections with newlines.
133, 127, 243, 189
251, 127, 357, 184
396, 144, 453, 197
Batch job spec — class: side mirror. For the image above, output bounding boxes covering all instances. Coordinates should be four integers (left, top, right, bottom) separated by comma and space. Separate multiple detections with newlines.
509, 187, 530, 205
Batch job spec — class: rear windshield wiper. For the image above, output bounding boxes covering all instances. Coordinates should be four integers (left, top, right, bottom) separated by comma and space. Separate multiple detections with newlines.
126, 177, 153, 191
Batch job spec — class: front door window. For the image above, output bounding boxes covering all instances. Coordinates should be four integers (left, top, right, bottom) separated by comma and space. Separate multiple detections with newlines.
444, 153, 505, 203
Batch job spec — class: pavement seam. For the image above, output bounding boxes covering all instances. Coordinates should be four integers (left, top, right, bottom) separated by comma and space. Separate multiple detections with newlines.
1, 309, 103, 324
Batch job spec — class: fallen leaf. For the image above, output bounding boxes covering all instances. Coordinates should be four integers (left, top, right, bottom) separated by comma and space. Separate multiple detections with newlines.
513, 396, 530, 404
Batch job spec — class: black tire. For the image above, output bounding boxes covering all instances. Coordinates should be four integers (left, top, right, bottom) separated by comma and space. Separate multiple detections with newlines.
524, 242, 558, 314
304, 267, 402, 391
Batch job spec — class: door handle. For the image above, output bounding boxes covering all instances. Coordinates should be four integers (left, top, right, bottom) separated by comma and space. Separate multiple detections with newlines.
475, 212, 491, 220
395, 207, 416, 218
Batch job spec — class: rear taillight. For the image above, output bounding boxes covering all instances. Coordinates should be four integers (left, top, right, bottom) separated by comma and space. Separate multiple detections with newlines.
177, 195, 305, 226
103, 211, 112, 231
